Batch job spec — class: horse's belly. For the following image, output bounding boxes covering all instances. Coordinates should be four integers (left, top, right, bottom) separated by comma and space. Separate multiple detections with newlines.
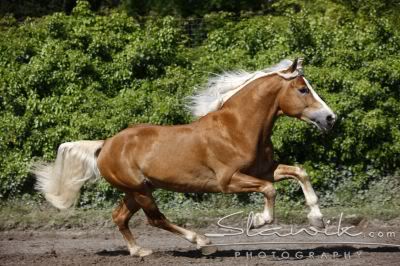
142, 160, 219, 193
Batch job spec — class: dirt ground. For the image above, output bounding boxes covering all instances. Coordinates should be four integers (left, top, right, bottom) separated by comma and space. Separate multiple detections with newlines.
1, 217, 400, 266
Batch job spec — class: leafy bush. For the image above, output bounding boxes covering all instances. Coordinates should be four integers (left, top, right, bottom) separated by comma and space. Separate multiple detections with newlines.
0, 0, 399, 207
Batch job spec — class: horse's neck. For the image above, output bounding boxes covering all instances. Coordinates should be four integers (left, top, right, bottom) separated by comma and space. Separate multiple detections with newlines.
222, 75, 281, 145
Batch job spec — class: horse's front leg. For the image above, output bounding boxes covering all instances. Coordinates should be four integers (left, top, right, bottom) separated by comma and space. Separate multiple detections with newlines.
219, 172, 276, 228
253, 184, 276, 228
273, 164, 324, 229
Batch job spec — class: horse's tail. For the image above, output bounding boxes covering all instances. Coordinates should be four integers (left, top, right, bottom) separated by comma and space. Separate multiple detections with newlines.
31, 140, 104, 210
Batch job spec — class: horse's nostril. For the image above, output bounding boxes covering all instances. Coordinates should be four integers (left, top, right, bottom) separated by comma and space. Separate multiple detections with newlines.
326, 114, 334, 123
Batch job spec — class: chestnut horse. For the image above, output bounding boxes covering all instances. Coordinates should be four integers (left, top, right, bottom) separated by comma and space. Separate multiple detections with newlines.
32, 58, 336, 256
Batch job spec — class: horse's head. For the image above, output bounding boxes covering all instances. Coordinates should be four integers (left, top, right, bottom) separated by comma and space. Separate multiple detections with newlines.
276, 58, 336, 132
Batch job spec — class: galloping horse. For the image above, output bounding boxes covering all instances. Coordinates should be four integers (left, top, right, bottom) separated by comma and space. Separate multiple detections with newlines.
32, 58, 336, 257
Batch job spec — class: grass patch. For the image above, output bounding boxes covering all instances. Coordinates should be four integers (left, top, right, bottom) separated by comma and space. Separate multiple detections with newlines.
0, 201, 113, 230
1, 199, 399, 231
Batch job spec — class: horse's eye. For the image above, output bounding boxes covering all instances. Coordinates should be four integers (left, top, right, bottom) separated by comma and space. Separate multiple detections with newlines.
298, 87, 309, 94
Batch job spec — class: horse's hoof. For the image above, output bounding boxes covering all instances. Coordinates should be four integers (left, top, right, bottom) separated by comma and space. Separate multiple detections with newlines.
130, 247, 153, 257
196, 235, 211, 246
309, 216, 325, 229
200, 245, 218, 255
250, 212, 266, 229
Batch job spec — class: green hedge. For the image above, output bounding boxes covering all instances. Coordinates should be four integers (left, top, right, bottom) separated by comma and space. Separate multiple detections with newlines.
0, 0, 399, 206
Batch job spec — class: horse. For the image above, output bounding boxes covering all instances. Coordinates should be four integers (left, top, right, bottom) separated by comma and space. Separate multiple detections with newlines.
32, 58, 336, 257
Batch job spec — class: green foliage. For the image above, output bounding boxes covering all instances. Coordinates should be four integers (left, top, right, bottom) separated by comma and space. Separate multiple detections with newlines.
121, 0, 269, 17
0, 0, 399, 206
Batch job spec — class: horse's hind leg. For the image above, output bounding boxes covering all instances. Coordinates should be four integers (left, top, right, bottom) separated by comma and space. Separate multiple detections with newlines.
112, 194, 152, 257
132, 189, 215, 253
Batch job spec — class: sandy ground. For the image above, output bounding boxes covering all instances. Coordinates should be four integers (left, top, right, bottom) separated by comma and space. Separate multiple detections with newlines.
1, 219, 400, 265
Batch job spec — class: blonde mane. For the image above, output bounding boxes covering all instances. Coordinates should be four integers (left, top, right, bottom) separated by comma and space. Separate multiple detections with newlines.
186, 59, 294, 117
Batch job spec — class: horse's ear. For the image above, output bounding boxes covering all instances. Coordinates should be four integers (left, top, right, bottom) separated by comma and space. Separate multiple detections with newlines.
278, 58, 300, 79
289, 58, 299, 73
297, 58, 304, 69
297, 58, 304, 76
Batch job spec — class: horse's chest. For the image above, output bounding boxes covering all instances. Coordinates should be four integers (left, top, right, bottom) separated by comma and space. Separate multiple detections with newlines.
242, 143, 275, 176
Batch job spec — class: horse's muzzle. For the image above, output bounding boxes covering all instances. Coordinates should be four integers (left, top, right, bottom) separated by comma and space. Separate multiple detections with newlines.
313, 112, 336, 132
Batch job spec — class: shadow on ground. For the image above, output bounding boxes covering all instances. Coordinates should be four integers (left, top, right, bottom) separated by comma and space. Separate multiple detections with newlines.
97, 246, 400, 259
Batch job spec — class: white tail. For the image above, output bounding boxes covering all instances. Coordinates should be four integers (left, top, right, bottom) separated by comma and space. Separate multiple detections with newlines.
31, 140, 104, 210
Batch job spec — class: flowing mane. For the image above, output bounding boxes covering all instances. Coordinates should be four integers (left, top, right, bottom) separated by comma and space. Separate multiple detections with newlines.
186, 59, 294, 117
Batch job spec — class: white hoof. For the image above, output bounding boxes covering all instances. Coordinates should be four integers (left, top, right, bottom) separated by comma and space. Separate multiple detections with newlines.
196, 234, 211, 248
196, 234, 217, 255
265, 216, 274, 224
129, 246, 153, 257
200, 245, 218, 255
308, 214, 325, 229
251, 212, 266, 228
